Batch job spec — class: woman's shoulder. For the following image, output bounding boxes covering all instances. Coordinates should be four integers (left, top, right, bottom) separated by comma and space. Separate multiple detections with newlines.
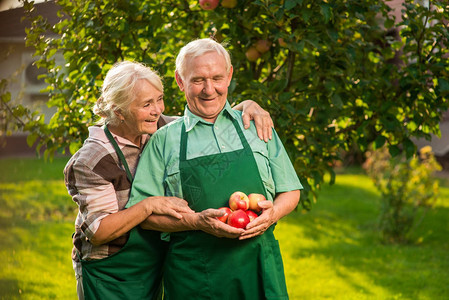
66, 128, 114, 169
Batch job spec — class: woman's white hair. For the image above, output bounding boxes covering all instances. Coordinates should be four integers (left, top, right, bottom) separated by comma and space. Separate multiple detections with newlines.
93, 61, 163, 126
175, 38, 232, 81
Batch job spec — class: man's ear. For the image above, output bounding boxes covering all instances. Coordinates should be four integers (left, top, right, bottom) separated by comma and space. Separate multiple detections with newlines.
227, 65, 234, 86
175, 71, 185, 91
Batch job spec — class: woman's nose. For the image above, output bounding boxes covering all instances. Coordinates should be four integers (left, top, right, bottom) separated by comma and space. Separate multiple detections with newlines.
151, 102, 163, 115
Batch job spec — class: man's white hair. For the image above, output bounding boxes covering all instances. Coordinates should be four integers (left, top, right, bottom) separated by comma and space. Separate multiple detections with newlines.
175, 38, 232, 80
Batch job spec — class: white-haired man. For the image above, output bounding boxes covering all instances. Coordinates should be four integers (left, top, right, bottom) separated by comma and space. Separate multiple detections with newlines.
128, 38, 302, 299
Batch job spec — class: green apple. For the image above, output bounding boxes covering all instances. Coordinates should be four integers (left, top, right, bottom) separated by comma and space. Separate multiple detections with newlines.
255, 39, 271, 54
221, 0, 237, 8
245, 47, 261, 62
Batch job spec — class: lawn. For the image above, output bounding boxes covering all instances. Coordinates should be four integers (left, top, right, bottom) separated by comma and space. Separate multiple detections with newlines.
0, 157, 448, 299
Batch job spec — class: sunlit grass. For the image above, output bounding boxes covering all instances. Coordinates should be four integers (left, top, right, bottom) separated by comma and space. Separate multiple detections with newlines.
0, 157, 77, 299
277, 173, 449, 299
1, 157, 448, 299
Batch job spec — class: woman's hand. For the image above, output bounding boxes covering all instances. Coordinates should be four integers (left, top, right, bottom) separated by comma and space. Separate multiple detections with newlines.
234, 100, 273, 142
146, 196, 194, 220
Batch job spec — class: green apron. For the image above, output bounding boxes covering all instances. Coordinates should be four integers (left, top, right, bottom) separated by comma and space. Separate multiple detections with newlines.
164, 117, 288, 300
80, 126, 167, 300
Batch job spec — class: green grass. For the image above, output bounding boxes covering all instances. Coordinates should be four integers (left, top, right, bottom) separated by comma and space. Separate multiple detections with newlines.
1, 158, 448, 299
0, 157, 77, 299
277, 174, 449, 300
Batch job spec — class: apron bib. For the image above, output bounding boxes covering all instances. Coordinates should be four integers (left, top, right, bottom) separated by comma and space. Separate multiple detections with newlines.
80, 126, 167, 300
164, 117, 288, 300
82, 228, 167, 300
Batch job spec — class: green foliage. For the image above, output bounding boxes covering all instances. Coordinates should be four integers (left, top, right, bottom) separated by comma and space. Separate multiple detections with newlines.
363, 146, 442, 243
2, 0, 449, 207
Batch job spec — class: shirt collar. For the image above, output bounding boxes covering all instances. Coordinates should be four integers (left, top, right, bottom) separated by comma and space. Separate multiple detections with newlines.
183, 101, 237, 132
88, 125, 146, 148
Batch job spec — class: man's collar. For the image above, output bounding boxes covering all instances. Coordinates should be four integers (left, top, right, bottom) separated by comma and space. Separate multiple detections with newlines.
183, 101, 237, 132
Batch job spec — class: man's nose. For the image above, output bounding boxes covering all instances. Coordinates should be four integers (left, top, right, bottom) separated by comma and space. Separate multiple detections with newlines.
202, 80, 214, 95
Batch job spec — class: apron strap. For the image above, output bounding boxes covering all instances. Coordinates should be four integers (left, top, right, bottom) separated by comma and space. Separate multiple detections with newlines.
103, 125, 134, 183
180, 115, 251, 162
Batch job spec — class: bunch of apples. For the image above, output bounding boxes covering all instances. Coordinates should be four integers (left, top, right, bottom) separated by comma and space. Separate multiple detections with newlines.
217, 191, 266, 228
245, 40, 271, 62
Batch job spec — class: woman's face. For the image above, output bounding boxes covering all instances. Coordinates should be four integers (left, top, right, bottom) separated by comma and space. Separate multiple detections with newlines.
124, 79, 165, 136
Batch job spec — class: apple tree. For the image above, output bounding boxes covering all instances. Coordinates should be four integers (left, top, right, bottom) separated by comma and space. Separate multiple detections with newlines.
2, 0, 448, 208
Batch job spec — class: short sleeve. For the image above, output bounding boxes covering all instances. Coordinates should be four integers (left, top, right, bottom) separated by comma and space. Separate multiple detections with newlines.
127, 129, 167, 208
267, 129, 303, 193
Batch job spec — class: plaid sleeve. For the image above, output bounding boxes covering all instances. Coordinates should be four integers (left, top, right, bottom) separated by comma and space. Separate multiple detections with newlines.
65, 158, 120, 240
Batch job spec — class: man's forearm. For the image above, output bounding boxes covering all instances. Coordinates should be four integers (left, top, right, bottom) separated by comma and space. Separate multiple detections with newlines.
272, 190, 301, 222
141, 209, 245, 239
140, 213, 199, 232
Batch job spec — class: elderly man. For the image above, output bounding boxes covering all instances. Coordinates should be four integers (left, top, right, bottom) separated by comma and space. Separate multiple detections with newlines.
128, 38, 302, 299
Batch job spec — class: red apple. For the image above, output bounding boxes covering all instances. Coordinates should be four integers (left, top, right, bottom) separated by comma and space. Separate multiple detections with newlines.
255, 39, 271, 54
227, 209, 250, 228
248, 193, 266, 212
246, 210, 258, 222
221, 0, 237, 8
278, 37, 287, 47
216, 207, 232, 223
245, 47, 261, 62
229, 191, 249, 211
199, 0, 219, 10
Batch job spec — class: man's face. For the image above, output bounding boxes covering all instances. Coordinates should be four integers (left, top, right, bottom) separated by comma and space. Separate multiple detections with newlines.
176, 51, 233, 123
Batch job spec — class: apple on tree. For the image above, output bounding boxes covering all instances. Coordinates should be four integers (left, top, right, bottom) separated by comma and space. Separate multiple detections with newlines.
245, 47, 261, 62
278, 37, 287, 47
227, 209, 250, 228
255, 39, 271, 54
199, 0, 219, 10
221, 0, 237, 8
229, 191, 249, 211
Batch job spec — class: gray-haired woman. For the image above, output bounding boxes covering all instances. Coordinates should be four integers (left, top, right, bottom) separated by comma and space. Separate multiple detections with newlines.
64, 61, 274, 300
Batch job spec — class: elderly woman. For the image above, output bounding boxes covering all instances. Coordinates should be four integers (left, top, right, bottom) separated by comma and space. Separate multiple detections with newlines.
64, 61, 274, 300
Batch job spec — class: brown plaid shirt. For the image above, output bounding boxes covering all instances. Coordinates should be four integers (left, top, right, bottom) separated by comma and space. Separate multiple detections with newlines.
64, 115, 174, 274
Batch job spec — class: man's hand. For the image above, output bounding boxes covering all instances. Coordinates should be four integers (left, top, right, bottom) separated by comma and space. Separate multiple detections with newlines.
239, 200, 276, 240
196, 208, 244, 238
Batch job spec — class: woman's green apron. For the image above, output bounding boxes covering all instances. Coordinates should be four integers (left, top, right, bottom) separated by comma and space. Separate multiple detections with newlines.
79, 126, 166, 300
164, 117, 288, 300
